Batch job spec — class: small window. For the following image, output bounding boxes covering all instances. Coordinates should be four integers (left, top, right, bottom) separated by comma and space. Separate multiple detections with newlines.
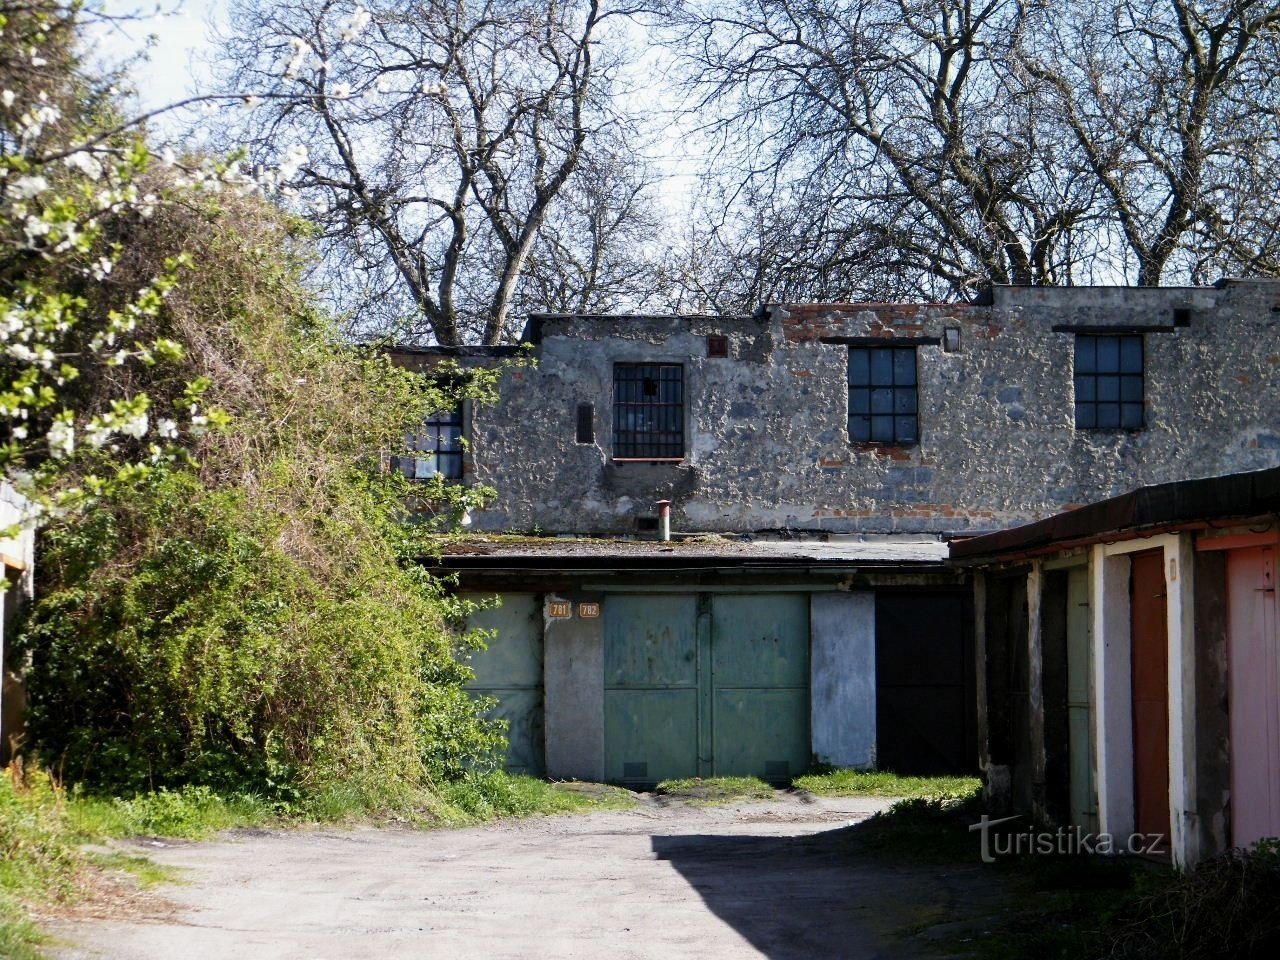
848, 346, 918, 444
613, 363, 683, 459
1075, 335, 1143, 430
397, 405, 464, 480
706, 335, 729, 358
576, 403, 595, 444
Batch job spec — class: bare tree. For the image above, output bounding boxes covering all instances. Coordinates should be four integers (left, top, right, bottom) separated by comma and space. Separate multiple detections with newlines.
216, 0, 653, 344
1021, 0, 1280, 285
668, 0, 1280, 300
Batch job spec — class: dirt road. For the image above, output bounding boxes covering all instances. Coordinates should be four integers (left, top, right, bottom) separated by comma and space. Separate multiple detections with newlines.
47, 792, 1002, 960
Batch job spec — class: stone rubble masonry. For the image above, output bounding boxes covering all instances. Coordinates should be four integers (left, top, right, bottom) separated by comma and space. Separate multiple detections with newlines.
395, 279, 1280, 537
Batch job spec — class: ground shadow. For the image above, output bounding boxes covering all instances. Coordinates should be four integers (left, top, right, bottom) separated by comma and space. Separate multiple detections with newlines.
650, 822, 1003, 960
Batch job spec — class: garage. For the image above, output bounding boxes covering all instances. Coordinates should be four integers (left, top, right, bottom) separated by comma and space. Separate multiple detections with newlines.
602, 592, 810, 786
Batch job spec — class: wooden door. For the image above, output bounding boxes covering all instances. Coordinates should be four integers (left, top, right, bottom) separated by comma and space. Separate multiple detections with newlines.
1226, 546, 1280, 847
1130, 550, 1171, 843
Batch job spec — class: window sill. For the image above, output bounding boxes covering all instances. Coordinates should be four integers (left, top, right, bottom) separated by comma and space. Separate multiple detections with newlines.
611, 457, 686, 464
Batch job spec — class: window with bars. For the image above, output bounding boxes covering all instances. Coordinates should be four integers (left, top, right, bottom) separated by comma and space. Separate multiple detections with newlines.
1074, 335, 1144, 430
848, 346, 918, 444
613, 363, 684, 459
394, 405, 464, 480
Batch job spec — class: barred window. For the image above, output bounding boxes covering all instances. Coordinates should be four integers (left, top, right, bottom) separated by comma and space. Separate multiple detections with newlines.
848, 346, 918, 444
613, 363, 684, 459
1075, 335, 1144, 430
395, 406, 464, 480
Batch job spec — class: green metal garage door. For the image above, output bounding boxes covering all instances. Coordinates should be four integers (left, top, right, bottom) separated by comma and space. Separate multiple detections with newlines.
604, 593, 809, 786
465, 593, 545, 776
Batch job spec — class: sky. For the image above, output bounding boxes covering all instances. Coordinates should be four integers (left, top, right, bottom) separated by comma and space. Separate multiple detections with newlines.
93, 1, 227, 116
92, 1, 704, 199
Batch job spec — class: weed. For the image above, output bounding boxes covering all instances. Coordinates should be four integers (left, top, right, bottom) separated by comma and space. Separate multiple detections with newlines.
438, 772, 634, 821
793, 769, 981, 800
655, 776, 776, 804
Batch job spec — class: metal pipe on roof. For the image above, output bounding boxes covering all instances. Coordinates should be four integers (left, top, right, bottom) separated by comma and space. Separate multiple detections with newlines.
656, 500, 671, 542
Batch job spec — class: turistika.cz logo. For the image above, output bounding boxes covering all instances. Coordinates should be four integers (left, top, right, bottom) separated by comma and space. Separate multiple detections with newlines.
968, 814, 1168, 863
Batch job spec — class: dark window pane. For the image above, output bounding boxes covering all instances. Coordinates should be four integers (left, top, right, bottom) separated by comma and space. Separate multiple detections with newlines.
1075, 337, 1096, 373
894, 389, 917, 414
1075, 375, 1095, 402
897, 416, 919, 442
1096, 337, 1120, 371
848, 349, 870, 385
1097, 404, 1120, 429
849, 388, 870, 415
870, 349, 894, 385
894, 348, 917, 385
1076, 404, 1096, 429
1121, 375, 1143, 402
1121, 403, 1144, 429
871, 388, 894, 414
1097, 376, 1120, 402
1120, 336, 1143, 373
850, 415, 871, 441
614, 363, 684, 458
871, 415, 894, 441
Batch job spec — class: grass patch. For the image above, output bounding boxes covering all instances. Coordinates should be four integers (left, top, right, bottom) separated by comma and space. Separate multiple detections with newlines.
793, 769, 981, 800
655, 776, 776, 804
66, 785, 278, 841
437, 772, 635, 821
1, 767, 86, 960
83, 852, 183, 889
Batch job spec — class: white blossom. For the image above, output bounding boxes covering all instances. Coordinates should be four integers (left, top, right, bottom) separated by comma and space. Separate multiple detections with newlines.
7, 175, 49, 199
84, 423, 112, 449
1, 90, 14, 108
156, 418, 178, 440
338, 6, 372, 43
63, 150, 104, 180
120, 412, 149, 439
46, 419, 74, 459
279, 143, 309, 180
278, 36, 313, 79
23, 215, 51, 243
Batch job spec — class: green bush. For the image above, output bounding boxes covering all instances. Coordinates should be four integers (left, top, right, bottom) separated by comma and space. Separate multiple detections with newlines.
14, 186, 505, 802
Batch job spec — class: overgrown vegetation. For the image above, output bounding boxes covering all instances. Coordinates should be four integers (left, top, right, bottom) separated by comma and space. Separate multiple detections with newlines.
13, 183, 503, 800
793, 769, 981, 800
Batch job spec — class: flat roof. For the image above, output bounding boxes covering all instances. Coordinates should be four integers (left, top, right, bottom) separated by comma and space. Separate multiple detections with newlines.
950, 466, 1280, 562
427, 535, 950, 570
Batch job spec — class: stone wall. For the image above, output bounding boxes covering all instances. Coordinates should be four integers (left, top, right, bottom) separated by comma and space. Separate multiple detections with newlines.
406, 279, 1280, 536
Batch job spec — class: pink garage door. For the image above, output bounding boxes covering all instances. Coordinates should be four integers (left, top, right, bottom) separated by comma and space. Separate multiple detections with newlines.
1227, 545, 1280, 848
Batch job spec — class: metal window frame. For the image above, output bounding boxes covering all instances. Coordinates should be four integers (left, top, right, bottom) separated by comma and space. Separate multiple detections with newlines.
1073, 334, 1145, 431
613, 362, 685, 460
847, 345, 919, 445
396, 404, 465, 481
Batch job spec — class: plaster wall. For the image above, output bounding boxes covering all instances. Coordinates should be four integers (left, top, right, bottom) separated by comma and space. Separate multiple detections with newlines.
443, 280, 1280, 535
542, 593, 604, 781
810, 591, 876, 769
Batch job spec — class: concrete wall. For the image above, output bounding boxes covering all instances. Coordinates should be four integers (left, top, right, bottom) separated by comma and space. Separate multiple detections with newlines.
428, 279, 1280, 536
810, 591, 876, 769
542, 593, 604, 781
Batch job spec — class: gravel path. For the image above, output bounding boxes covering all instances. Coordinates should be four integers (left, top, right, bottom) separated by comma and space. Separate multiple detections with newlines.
46, 792, 1003, 960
